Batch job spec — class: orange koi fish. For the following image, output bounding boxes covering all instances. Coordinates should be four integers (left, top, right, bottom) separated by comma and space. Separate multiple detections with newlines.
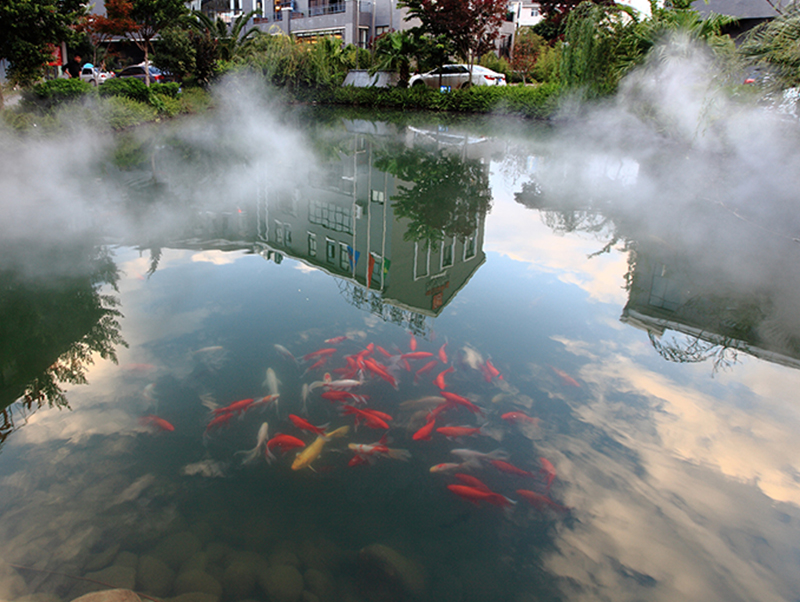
376, 345, 394, 359
341, 405, 391, 430
433, 366, 455, 390
447, 485, 515, 508
325, 335, 349, 344
204, 412, 234, 436
401, 351, 434, 361
303, 348, 338, 362
540, 457, 557, 488
288, 414, 328, 436
413, 360, 438, 384
412, 416, 436, 441
363, 358, 398, 389
304, 357, 329, 373
501, 411, 539, 425
409, 334, 417, 351
454, 473, 492, 492
438, 341, 448, 363
490, 459, 534, 477
430, 462, 467, 473
516, 489, 568, 513
485, 359, 502, 381
139, 415, 175, 432
348, 437, 410, 465
440, 391, 484, 415
551, 366, 580, 387
212, 398, 256, 416
436, 425, 484, 439
265, 434, 306, 463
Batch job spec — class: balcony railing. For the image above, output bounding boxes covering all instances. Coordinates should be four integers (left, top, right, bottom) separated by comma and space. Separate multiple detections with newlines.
309, 2, 346, 16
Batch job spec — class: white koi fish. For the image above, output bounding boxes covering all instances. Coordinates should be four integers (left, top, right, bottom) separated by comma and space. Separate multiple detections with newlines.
325, 378, 364, 390
234, 422, 269, 464
301, 383, 310, 416
274, 344, 298, 365
450, 448, 509, 467
263, 367, 281, 412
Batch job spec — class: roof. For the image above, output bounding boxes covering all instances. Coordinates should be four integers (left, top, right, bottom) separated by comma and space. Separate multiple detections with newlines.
691, 0, 783, 19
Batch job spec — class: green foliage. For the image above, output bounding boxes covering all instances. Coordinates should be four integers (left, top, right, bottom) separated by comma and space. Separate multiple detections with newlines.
154, 25, 196, 81
99, 76, 151, 103
740, 4, 800, 89
95, 95, 158, 129
371, 31, 417, 86
26, 78, 92, 109
533, 42, 562, 83
150, 81, 181, 97
0, 0, 86, 87
479, 53, 511, 80
313, 82, 561, 118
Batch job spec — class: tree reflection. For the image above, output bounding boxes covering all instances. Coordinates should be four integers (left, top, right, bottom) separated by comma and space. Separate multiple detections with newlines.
0, 246, 127, 446
375, 146, 492, 250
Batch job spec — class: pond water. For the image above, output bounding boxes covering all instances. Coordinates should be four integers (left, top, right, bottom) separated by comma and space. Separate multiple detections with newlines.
2, 78, 800, 602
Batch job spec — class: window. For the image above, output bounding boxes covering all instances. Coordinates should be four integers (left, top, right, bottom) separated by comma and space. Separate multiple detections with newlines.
308, 233, 317, 257
414, 242, 429, 279
531, 7, 539, 17
371, 189, 385, 204
284, 224, 292, 246
442, 237, 454, 268
326, 239, 336, 263
274, 221, 284, 245
464, 233, 477, 260
339, 243, 350, 270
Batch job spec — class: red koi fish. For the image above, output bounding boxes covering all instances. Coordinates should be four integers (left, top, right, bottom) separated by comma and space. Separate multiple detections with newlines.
436, 425, 484, 439
540, 457, 557, 488
490, 459, 534, 477
440, 391, 484, 416
552, 366, 580, 387
414, 360, 439, 384
447, 485, 515, 508
430, 462, 466, 473
409, 334, 417, 351
401, 352, 434, 361
412, 416, 436, 441
348, 437, 410, 465
325, 335, 349, 344
484, 359, 502, 381
265, 434, 306, 462
139, 415, 175, 432
321, 390, 369, 405
376, 346, 394, 359
204, 412, 234, 436
212, 398, 256, 416
454, 473, 491, 492
303, 348, 338, 362
516, 490, 568, 513
433, 366, 455, 390
501, 411, 539, 425
438, 341, 448, 363
288, 414, 328, 436
341, 405, 391, 430
304, 357, 329, 373
363, 358, 398, 389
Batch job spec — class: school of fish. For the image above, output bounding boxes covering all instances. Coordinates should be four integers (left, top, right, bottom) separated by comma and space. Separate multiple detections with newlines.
142, 333, 575, 515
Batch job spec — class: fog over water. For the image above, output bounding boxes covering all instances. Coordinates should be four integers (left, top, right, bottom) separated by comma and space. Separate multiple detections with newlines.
2, 39, 800, 602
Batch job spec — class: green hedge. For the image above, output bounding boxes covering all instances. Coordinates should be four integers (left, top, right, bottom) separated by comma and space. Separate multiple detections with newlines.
99, 77, 151, 103
25, 79, 92, 109
305, 83, 562, 119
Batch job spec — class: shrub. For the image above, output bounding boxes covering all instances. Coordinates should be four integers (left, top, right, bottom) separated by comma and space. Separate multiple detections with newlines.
95, 96, 158, 130
26, 79, 92, 109
99, 77, 150, 103
150, 82, 181, 98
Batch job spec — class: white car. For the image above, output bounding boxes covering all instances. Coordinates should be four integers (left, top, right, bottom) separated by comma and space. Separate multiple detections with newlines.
80, 65, 114, 86
409, 64, 507, 90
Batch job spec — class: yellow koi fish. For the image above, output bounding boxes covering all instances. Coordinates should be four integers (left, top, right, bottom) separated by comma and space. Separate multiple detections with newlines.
291, 425, 349, 471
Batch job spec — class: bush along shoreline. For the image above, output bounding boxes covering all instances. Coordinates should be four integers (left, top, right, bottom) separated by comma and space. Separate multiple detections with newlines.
2, 75, 561, 134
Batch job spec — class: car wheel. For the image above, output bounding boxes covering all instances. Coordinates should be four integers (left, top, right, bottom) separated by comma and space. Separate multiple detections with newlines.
460, 81, 472, 89
90, 79, 97, 86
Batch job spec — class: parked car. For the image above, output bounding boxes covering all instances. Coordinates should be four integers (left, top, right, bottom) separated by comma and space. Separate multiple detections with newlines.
80, 64, 114, 86
409, 64, 507, 90
116, 63, 173, 83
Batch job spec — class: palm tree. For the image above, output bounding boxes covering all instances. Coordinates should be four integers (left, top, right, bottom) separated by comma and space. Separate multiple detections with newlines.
189, 9, 259, 61
740, 4, 800, 89
371, 30, 417, 87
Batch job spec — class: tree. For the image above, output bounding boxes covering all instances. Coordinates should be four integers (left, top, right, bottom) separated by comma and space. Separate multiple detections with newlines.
399, 0, 507, 67
371, 30, 417, 87
511, 27, 546, 83
109, 0, 188, 85
76, 0, 138, 66
0, 0, 87, 95
740, 3, 800, 89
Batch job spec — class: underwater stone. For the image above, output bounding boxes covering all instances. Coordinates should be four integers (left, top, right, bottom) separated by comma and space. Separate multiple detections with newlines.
114, 552, 138, 568
69, 566, 136, 599
152, 532, 202, 569
69, 589, 141, 602
164, 594, 218, 602
17, 594, 63, 602
0, 561, 29, 599
174, 570, 223, 598
179, 552, 209, 576
257, 564, 304, 602
267, 550, 300, 568
303, 569, 335, 602
358, 544, 426, 597
300, 592, 319, 602
137, 555, 175, 597
222, 560, 257, 600
84, 543, 121, 572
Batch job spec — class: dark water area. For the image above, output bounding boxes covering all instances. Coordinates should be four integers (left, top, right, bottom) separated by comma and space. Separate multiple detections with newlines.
2, 80, 800, 602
